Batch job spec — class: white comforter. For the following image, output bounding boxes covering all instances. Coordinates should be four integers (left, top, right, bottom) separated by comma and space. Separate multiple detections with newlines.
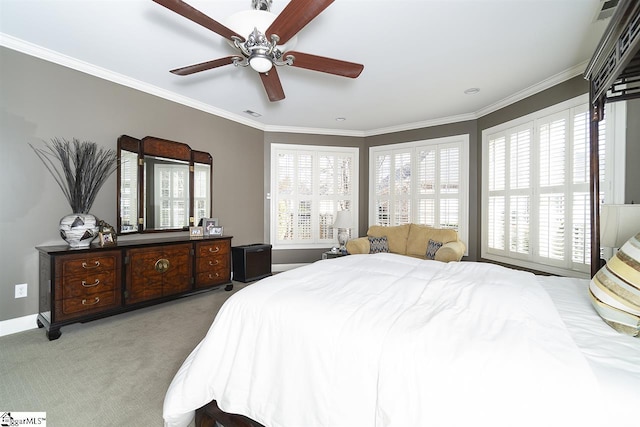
164, 254, 606, 427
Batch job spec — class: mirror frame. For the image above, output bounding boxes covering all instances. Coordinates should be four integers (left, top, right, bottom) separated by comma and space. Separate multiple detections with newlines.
116, 135, 213, 234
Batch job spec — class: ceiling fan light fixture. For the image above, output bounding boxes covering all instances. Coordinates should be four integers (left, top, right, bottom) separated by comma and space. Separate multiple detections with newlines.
249, 54, 273, 73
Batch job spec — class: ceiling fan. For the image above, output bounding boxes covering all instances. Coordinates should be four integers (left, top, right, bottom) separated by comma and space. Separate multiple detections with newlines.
152, 0, 364, 102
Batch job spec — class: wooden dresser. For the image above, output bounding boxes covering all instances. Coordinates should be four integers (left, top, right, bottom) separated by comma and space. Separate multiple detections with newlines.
36, 235, 232, 340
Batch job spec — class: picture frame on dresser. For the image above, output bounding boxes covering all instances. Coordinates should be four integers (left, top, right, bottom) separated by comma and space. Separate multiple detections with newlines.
203, 218, 218, 236
189, 226, 204, 239
99, 230, 114, 246
210, 226, 224, 236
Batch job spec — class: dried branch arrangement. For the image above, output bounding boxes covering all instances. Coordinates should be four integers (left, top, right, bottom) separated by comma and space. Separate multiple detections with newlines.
30, 137, 118, 213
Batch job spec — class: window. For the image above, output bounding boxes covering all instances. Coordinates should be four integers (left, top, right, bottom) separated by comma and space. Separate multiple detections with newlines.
271, 144, 358, 249
369, 135, 469, 250
193, 163, 211, 227
119, 150, 138, 232
482, 94, 609, 277
154, 164, 189, 229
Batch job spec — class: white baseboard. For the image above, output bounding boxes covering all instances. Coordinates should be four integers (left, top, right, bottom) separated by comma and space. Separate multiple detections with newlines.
272, 263, 309, 273
0, 314, 38, 337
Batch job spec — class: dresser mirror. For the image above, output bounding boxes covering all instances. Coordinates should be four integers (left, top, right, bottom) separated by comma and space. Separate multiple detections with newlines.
117, 135, 212, 234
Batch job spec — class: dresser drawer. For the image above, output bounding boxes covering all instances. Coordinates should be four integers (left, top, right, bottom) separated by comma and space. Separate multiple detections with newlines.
196, 240, 230, 258
57, 270, 118, 300
196, 255, 229, 273
56, 251, 120, 277
195, 270, 229, 288
55, 289, 120, 321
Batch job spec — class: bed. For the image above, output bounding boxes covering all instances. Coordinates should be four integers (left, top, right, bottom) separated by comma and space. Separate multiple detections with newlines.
163, 1, 640, 425
163, 254, 640, 427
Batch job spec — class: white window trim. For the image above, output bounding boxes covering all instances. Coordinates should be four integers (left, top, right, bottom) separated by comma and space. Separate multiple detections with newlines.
270, 143, 359, 250
369, 135, 469, 255
481, 93, 621, 278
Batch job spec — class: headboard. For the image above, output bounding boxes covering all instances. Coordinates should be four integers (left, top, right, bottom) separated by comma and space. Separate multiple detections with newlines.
584, 0, 640, 277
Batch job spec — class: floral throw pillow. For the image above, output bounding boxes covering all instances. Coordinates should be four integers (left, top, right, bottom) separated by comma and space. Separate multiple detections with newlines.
425, 239, 443, 260
368, 236, 389, 254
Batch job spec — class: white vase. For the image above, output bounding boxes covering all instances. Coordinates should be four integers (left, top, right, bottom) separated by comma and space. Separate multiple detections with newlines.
59, 213, 99, 248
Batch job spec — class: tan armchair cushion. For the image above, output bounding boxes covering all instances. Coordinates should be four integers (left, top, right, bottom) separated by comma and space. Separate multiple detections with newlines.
435, 240, 466, 262
367, 224, 411, 254
345, 237, 369, 254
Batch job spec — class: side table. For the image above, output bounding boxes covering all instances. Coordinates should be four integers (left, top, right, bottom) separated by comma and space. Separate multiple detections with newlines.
322, 251, 348, 260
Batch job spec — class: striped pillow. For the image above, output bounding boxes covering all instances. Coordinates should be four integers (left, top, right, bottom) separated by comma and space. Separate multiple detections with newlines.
589, 233, 640, 337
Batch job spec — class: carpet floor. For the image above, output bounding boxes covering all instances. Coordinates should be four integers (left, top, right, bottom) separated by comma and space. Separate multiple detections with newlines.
0, 282, 249, 427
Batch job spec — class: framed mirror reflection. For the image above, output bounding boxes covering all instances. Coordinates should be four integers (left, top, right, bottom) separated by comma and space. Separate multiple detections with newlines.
117, 135, 212, 234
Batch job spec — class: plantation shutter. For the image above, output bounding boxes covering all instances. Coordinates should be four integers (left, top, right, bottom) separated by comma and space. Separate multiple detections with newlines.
272, 144, 358, 248
487, 136, 506, 251
370, 136, 469, 251
483, 97, 608, 276
374, 152, 392, 225
538, 113, 567, 262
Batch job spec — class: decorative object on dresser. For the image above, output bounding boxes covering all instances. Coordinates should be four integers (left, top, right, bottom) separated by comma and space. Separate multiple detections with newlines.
189, 226, 204, 239
98, 219, 117, 246
202, 218, 219, 237
36, 235, 232, 340
30, 138, 118, 248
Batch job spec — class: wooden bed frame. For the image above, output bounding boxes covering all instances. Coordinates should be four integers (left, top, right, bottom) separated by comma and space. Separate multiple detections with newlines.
194, 1, 640, 425
585, 0, 640, 277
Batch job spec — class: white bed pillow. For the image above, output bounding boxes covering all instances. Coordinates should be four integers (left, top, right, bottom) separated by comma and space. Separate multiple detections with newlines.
589, 233, 640, 337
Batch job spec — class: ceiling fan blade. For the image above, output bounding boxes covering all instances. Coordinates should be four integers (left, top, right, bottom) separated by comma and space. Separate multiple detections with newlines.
170, 56, 239, 75
152, 0, 244, 42
266, 0, 334, 45
259, 69, 285, 102
285, 51, 364, 78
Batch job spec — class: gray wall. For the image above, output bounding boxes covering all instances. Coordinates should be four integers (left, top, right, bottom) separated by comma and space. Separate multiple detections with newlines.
0, 47, 265, 322
0, 46, 589, 324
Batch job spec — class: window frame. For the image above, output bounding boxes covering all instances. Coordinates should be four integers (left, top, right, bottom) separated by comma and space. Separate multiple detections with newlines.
270, 143, 359, 250
369, 135, 469, 253
481, 93, 621, 278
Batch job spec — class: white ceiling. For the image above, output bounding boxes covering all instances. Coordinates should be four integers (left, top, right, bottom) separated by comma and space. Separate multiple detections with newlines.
0, 0, 612, 136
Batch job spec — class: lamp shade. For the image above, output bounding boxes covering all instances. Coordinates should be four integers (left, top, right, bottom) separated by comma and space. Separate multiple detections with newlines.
600, 204, 640, 248
333, 210, 352, 229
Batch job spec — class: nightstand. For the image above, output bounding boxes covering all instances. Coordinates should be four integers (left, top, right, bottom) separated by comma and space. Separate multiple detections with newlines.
322, 251, 348, 260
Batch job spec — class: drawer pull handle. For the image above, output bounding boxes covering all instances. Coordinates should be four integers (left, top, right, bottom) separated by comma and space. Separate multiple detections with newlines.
81, 279, 100, 287
208, 260, 219, 266
155, 258, 170, 273
82, 297, 100, 306
82, 261, 101, 269
208, 246, 220, 253
208, 273, 220, 279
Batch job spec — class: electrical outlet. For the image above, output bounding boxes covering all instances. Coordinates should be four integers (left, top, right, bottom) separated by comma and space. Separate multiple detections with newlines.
15, 283, 27, 299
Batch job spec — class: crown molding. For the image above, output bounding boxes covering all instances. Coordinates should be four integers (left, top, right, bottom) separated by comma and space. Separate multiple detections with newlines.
474, 61, 589, 118
0, 33, 266, 131
1, 33, 586, 138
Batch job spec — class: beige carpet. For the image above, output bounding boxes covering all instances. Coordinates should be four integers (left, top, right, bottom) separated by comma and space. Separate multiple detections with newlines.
0, 282, 249, 427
